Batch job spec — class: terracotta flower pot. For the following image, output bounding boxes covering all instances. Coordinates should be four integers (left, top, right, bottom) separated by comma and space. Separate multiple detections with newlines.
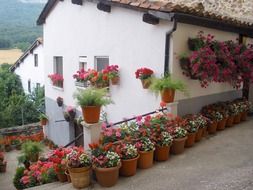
170, 136, 187, 155
141, 79, 151, 89
185, 132, 196, 148
68, 166, 91, 188
120, 155, 139, 177
195, 128, 204, 142
94, 163, 121, 187
160, 88, 175, 103
208, 121, 218, 134
241, 112, 248, 121
217, 118, 227, 131
137, 150, 154, 169
0, 162, 7, 173
29, 153, 39, 162
233, 114, 241, 124
226, 116, 234, 127
202, 126, 208, 137
65, 170, 71, 183
154, 145, 170, 161
57, 172, 67, 182
111, 77, 119, 85
40, 118, 47, 126
82, 106, 101, 124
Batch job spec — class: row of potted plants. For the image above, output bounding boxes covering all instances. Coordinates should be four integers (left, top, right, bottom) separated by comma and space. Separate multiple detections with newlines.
180, 31, 253, 88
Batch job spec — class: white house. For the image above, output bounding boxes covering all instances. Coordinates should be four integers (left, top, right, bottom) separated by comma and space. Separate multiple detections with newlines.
10, 38, 44, 93
37, 0, 253, 146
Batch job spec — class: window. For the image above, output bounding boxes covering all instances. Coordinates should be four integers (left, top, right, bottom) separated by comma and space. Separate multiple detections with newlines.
34, 54, 38, 67
28, 80, 31, 93
53, 56, 63, 88
95, 56, 109, 71
79, 56, 87, 70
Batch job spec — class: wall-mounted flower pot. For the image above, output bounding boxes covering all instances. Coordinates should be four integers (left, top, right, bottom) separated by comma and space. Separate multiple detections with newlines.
233, 114, 241, 124
57, 172, 67, 183
154, 145, 170, 161
217, 118, 227, 130
185, 132, 196, 148
138, 150, 154, 169
208, 121, 218, 134
141, 79, 151, 89
241, 112, 248, 121
160, 88, 175, 103
82, 106, 101, 124
94, 164, 121, 187
68, 166, 91, 188
75, 81, 88, 88
111, 77, 120, 85
170, 136, 187, 155
56, 97, 63, 107
120, 155, 139, 177
195, 128, 204, 142
226, 116, 234, 127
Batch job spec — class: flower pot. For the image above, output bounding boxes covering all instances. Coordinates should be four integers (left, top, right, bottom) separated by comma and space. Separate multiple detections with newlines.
57, 172, 67, 182
65, 170, 71, 183
15, 144, 22, 150
241, 112, 248, 121
0, 162, 7, 173
111, 77, 119, 85
120, 155, 139, 177
185, 132, 196, 148
195, 128, 204, 142
154, 145, 170, 161
4, 145, 12, 152
24, 160, 30, 170
170, 136, 187, 155
68, 166, 91, 188
28, 153, 39, 162
226, 116, 234, 127
40, 118, 47, 126
160, 88, 175, 103
202, 126, 208, 137
57, 97, 63, 107
233, 114, 241, 124
94, 163, 121, 187
81, 106, 101, 124
137, 150, 154, 169
217, 118, 227, 131
141, 79, 151, 89
207, 121, 218, 134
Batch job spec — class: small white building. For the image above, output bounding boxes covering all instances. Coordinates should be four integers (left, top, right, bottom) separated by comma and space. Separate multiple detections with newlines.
37, 0, 253, 146
10, 38, 44, 93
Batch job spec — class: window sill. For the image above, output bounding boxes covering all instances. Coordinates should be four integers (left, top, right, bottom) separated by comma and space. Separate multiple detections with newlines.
52, 86, 64, 91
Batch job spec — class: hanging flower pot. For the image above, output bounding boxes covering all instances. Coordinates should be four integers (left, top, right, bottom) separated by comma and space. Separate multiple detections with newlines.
137, 150, 154, 169
241, 112, 248, 121
82, 106, 101, 124
57, 172, 68, 183
141, 78, 151, 89
233, 114, 241, 124
170, 137, 187, 155
94, 163, 121, 187
185, 132, 196, 148
120, 155, 139, 177
111, 76, 120, 85
154, 145, 170, 161
207, 121, 218, 134
68, 166, 91, 188
226, 116, 234, 127
195, 128, 204, 142
56, 97, 63, 107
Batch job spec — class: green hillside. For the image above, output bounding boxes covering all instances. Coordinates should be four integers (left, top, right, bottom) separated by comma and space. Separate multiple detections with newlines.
0, 0, 45, 51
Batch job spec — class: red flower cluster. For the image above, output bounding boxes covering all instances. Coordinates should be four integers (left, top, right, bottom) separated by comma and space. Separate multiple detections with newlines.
48, 73, 64, 85
135, 67, 154, 80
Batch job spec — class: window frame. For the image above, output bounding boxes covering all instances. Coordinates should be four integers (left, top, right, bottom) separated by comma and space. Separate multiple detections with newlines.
94, 56, 109, 71
53, 56, 63, 88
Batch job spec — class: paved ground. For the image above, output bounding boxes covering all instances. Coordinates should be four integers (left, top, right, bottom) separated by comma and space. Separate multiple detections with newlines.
1, 119, 253, 190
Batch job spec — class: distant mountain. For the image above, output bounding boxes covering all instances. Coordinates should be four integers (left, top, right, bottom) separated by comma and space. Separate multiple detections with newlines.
0, 0, 45, 51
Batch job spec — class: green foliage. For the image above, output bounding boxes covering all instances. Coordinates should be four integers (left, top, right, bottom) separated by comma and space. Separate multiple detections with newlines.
13, 166, 26, 190
74, 88, 113, 107
39, 113, 48, 120
149, 75, 187, 94
21, 141, 43, 157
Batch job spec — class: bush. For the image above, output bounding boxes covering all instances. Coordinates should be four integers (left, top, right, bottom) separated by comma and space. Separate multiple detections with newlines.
13, 167, 26, 190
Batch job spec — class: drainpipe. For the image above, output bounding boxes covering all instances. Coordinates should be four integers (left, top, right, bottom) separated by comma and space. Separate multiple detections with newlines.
164, 20, 177, 75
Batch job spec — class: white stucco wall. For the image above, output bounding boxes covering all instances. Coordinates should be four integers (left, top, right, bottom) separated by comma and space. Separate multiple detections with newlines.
172, 23, 240, 100
14, 45, 44, 93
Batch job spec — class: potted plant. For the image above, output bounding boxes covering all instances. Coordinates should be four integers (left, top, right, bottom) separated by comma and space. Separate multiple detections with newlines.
74, 88, 112, 124
150, 75, 187, 103
66, 147, 91, 188
226, 103, 237, 127
63, 106, 76, 122
4, 138, 12, 152
135, 137, 155, 169
154, 131, 173, 161
182, 117, 198, 148
17, 154, 30, 170
116, 143, 139, 177
170, 127, 188, 155
48, 73, 64, 88
11, 138, 22, 150
73, 68, 89, 87
195, 114, 208, 141
39, 113, 48, 126
90, 143, 121, 187
106, 65, 120, 85
20, 141, 43, 162
0, 152, 7, 173
56, 96, 63, 107
135, 67, 154, 89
